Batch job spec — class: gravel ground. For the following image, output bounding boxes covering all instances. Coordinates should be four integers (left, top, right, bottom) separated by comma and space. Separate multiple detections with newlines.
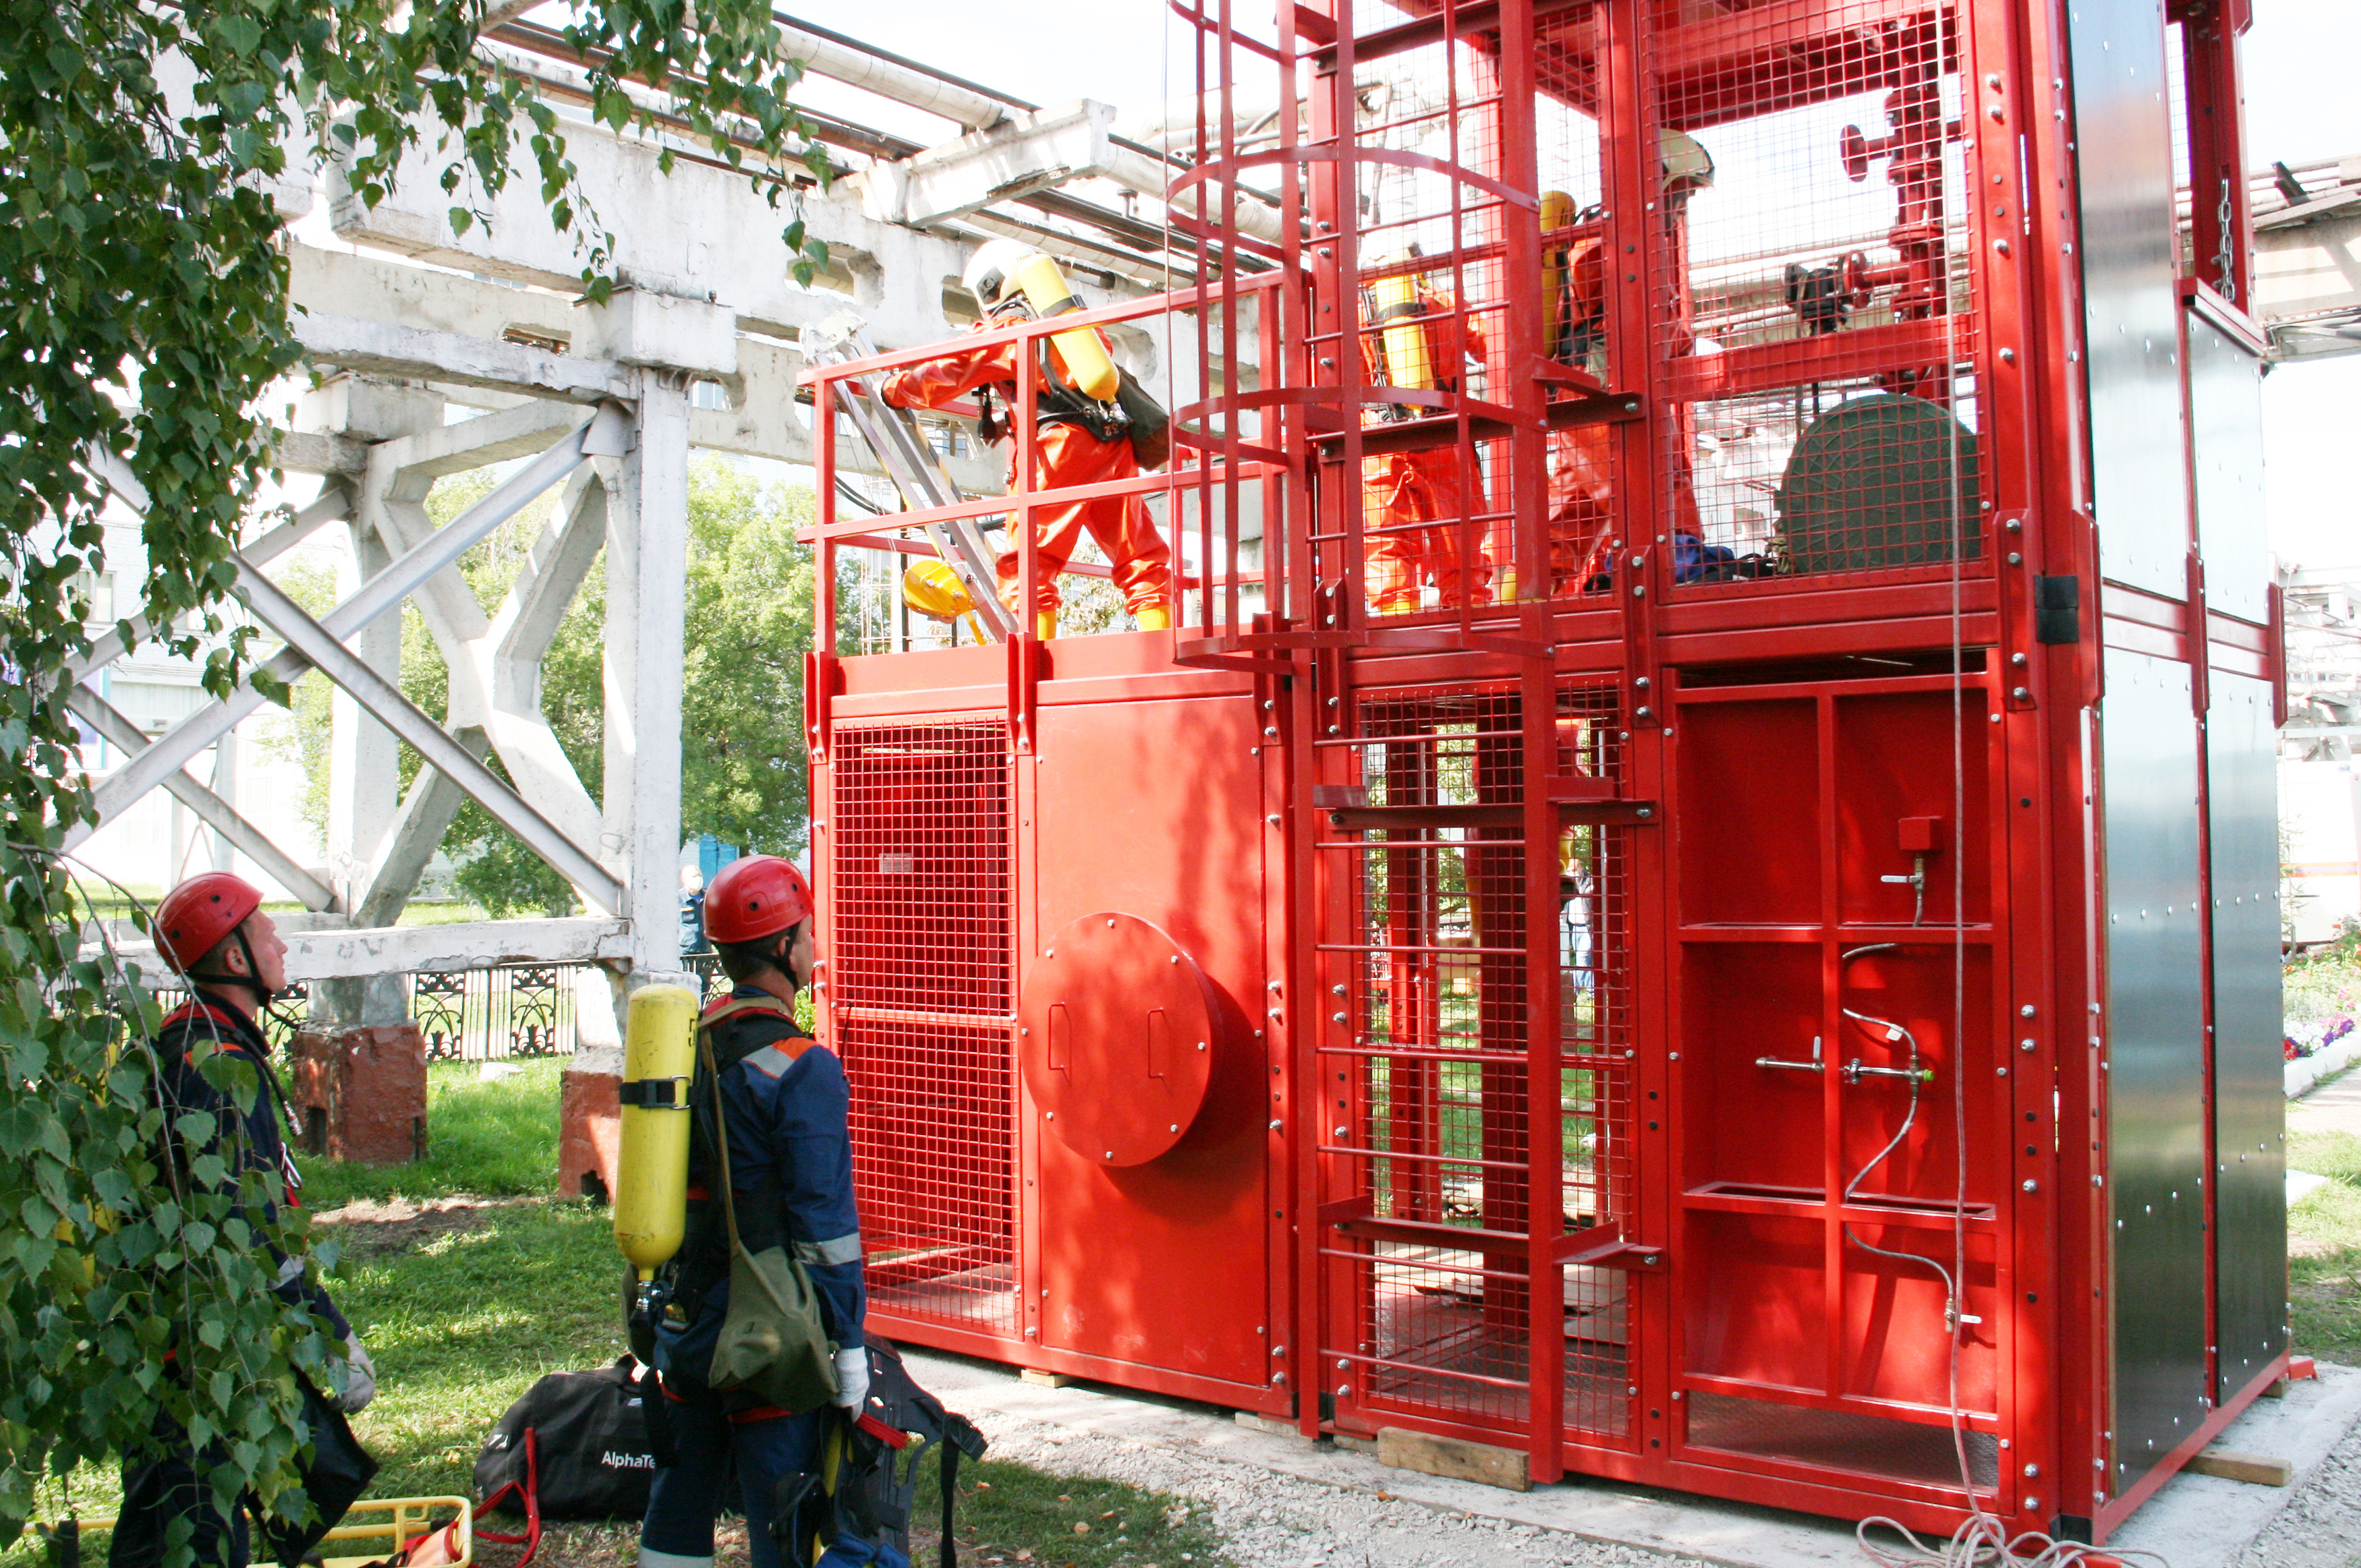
2229, 1412, 2361, 1568
971, 1412, 1716, 1568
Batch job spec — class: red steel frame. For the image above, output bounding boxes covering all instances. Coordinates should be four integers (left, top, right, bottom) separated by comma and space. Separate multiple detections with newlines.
797, 0, 2282, 1547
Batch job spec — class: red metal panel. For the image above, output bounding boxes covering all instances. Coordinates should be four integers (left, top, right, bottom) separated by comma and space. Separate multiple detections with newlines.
1028, 692, 1273, 1391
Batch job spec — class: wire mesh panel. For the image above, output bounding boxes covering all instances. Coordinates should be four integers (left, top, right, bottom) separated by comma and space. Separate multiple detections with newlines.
831, 722, 1012, 1013
1643, 0, 1985, 590
1325, 25, 1532, 622
839, 1016, 1016, 1331
1319, 679, 1635, 1442
829, 720, 1017, 1333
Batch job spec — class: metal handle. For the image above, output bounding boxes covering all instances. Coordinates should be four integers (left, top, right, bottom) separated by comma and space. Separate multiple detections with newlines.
1756, 1035, 1825, 1074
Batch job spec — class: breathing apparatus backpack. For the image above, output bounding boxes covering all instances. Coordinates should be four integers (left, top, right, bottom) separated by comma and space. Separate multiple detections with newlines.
772, 1336, 988, 1568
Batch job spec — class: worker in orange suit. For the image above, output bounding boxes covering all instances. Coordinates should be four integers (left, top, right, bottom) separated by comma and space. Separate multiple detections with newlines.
1360, 250, 1490, 614
881, 239, 1173, 639
1529, 145, 1716, 598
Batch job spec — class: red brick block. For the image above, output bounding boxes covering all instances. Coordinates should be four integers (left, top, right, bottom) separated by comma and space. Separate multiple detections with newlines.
559, 1068, 621, 1203
289, 1024, 428, 1166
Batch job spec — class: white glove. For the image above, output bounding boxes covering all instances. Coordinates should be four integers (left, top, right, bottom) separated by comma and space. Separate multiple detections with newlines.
832, 1343, 870, 1412
336, 1335, 377, 1414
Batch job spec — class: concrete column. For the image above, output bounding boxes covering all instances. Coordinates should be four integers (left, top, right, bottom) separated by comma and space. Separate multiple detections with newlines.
567, 371, 693, 1202
601, 369, 693, 991
307, 377, 446, 1028
316, 524, 409, 1026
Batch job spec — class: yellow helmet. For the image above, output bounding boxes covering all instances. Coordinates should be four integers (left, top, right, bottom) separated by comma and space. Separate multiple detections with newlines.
1539, 189, 1577, 233
903, 558, 976, 619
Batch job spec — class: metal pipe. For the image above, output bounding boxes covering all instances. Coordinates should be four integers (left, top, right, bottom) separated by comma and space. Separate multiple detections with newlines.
772, 15, 1011, 131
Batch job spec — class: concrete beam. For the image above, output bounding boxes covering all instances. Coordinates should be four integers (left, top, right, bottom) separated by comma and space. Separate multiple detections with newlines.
771, 19, 1008, 132
279, 917, 631, 979
285, 243, 1006, 486
271, 430, 368, 476
295, 310, 633, 403
326, 118, 971, 346
855, 100, 1116, 229
2256, 208, 2361, 357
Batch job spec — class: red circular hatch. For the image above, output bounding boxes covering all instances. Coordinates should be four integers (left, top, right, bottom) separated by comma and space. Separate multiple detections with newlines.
1017, 912, 1220, 1167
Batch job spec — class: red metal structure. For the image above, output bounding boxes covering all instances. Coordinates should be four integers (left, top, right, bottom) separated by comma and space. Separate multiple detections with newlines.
797, 0, 2282, 1546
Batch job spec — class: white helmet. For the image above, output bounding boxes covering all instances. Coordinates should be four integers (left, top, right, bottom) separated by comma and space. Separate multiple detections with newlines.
963, 239, 1042, 315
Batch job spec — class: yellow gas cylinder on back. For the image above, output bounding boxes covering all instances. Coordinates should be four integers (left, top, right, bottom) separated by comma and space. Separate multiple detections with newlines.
1539, 189, 1576, 353
1365, 249, 1432, 397
613, 982, 700, 1282
1006, 251, 1121, 403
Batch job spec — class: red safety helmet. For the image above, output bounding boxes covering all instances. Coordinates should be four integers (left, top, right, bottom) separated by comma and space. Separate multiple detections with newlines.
705, 854, 814, 946
154, 872, 264, 972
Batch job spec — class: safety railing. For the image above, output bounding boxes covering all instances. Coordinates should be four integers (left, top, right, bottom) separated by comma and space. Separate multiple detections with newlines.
796, 277, 1291, 658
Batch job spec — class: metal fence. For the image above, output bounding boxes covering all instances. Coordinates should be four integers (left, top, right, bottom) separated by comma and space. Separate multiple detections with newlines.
148, 956, 733, 1060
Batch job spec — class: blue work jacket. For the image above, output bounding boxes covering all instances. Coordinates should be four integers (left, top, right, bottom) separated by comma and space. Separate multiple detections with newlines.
154, 994, 350, 1339
677, 985, 866, 1344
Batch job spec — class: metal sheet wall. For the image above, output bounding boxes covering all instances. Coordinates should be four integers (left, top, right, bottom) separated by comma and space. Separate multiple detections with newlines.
2187, 318, 2271, 625
2100, 649, 2209, 1495
2066, 0, 2188, 598
2206, 673, 2287, 1399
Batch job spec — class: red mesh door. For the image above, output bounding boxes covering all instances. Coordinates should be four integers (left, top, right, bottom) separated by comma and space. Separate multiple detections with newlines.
830, 721, 1018, 1333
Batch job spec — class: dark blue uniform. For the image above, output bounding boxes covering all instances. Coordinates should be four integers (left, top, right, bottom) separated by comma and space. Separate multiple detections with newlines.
640, 987, 876, 1568
112, 996, 350, 1568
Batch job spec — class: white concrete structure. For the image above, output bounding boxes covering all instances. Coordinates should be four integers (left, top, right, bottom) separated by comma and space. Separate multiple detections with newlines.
69, 16, 1232, 1043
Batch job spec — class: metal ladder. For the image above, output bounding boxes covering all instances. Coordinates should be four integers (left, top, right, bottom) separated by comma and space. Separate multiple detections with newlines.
802, 310, 1013, 641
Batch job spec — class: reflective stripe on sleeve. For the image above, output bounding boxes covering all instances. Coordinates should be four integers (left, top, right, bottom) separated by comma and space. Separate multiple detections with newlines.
795, 1231, 864, 1267
745, 1044, 799, 1078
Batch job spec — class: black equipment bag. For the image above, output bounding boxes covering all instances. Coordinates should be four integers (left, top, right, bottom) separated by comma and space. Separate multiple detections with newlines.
254, 1373, 380, 1567
475, 1356, 669, 1531
773, 1335, 989, 1568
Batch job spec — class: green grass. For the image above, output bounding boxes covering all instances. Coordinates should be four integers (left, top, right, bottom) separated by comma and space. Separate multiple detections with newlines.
2291, 1121, 2361, 1365
13, 1067, 1230, 1568
339, 1199, 627, 1498
291, 1059, 566, 1210
914, 1459, 1228, 1568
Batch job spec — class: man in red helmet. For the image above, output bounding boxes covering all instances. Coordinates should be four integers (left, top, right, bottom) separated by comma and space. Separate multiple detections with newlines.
639, 854, 883, 1568
113, 873, 370, 1568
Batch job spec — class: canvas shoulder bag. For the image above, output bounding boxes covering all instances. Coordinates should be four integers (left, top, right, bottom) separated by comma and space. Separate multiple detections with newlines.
699, 1018, 841, 1413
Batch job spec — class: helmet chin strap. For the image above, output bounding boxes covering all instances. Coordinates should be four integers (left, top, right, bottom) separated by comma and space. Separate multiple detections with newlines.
189, 929, 303, 1039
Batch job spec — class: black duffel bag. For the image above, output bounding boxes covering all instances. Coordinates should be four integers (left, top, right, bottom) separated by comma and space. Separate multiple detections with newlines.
474, 1356, 669, 1565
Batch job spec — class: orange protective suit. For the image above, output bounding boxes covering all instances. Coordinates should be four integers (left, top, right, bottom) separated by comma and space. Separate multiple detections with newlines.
882, 327, 1172, 617
1360, 290, 1489, 615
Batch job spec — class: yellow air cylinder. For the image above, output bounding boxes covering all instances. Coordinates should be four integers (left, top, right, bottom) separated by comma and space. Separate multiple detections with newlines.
1539, 189, 1576, 332
613, 983, 700, 1281
1007, 251, 1121, 403
1366, 252, 1432, 393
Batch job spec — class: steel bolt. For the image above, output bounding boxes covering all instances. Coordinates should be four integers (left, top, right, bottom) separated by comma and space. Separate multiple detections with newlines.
2024, 1178, 2039, 1192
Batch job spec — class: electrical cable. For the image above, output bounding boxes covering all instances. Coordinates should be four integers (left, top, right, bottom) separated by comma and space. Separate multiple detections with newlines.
1850, 86, 2173, 1562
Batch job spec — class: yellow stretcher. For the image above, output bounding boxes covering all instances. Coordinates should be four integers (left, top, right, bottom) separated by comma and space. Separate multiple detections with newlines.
25, 1497, 473, 1568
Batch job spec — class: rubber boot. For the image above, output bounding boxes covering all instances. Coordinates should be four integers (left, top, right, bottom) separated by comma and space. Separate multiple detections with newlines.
1035, 611, 1058, 641
1135, 605, 1170, 632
